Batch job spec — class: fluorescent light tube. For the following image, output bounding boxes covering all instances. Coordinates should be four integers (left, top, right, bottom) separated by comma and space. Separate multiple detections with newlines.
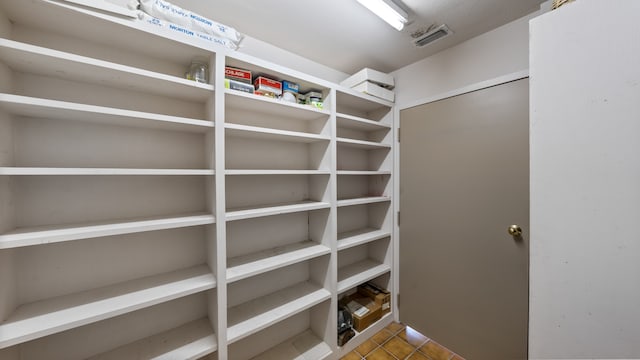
356, 0, 408, 31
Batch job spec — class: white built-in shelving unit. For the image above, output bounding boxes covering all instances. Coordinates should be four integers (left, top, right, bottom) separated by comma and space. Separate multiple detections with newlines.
0, 1, 394, 359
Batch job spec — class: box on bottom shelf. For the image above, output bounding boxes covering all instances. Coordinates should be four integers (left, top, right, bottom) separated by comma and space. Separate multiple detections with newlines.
341, 293, 382, 332
358, 282, 391, 315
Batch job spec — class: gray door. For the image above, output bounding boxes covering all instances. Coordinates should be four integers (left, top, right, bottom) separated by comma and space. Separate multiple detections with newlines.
399, 79, 529, 360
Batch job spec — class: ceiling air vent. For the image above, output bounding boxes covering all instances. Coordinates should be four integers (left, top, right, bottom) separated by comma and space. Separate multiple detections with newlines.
412, 24, 452, 47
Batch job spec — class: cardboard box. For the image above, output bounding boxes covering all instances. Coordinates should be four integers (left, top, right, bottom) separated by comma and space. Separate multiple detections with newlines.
358, 283, 391, 314
254, 76, 282, 95
340, 68, 395, 90
352, 81, 395, 103
224, 78, 254, 94
342, 294, 382, 332
225, 66, 252, 84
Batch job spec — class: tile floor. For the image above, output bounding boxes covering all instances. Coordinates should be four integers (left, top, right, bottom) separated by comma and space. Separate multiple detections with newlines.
341, 322, 464, 360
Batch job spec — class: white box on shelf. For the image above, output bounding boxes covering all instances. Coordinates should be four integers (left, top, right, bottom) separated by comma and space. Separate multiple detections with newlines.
351, 81, 395, 103
340, 68, 395, 90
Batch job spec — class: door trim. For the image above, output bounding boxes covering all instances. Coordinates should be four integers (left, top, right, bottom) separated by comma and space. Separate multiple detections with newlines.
391, 69, 530, 320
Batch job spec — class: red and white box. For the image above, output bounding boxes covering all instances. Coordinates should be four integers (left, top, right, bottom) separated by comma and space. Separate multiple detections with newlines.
254, 76, 282, 95
225, 66, 252, 84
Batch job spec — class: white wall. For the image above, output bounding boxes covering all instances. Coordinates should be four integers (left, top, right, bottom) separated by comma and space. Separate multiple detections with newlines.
529, 1, 640, 358
392, 11, 538, 107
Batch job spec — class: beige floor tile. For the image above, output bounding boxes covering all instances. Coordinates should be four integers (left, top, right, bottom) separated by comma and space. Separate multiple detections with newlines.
398, 327, 429, 347
371, 329, 394, 345
419, 340, 453, 360
365, 347, 396, 360
385, 321, 406, 334
407, 351, 430, 360
356, 339, 379, 357
382, 336, 415, 359
341, 351, 364, 360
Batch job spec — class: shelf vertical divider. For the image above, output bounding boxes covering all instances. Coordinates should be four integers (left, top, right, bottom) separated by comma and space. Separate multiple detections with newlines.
213, 52, 228, 360
326, 87, 339, 352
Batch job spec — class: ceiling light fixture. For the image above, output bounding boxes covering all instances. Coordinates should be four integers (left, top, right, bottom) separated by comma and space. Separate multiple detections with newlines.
355, 0, 408, 31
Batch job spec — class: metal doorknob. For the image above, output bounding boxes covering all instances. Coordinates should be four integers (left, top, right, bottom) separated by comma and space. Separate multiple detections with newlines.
508, 225, 522, 237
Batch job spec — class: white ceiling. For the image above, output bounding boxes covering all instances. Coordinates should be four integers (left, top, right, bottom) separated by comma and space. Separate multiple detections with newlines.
171, 0, 545, 74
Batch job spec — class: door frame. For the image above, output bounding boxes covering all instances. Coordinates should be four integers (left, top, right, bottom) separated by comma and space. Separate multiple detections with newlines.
392, 69, 530, 319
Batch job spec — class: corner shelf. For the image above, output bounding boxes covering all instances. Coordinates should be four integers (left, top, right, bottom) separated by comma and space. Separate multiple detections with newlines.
88, 318, 217, 360
337, 228, 391, 251
337, 171, 392, 176
226, 201, 331, 222
0, 94, 214, 133
0, 213, 215, 250
227, 241, 331, 283
337, 196, 391, 207
0, 39, 214, 101
225, 89, 330, 121
0, 265, 217, 348
337, 259, 391, 293
226, 170, 330, 176
227, 281, 330, 344
0, 168, 214, 176
225, 123, 330, 143
336, 113, 391, 131
250, 329, 331, 360
337, 138, 392, 150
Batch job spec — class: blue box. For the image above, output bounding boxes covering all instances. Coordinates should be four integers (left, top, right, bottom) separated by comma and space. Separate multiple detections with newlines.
282, 80, 299, 93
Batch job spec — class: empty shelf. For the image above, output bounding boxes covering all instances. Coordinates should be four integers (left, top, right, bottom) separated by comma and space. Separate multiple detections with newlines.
88, 318, 217, 360
0, 39, 214, 101
226, 123, 329, 143
337, 171, 391, 176
226, 89, 330, 121
336, 88, 393, 113
337, 138, 391, 150
337, 196, 391, 207
0, 167, 214, 176
0, 93, 213, 132
227, 281, 331, 344
250, 329, 331, 360
0, 265, 216, 348
338, 259, 391, 293
226, 201, 331, 222
338, 228, 391, 251
227, 241, 331, 283
226, 170, 330, 176
0, 213, 215, 249
336, 113, 391, 131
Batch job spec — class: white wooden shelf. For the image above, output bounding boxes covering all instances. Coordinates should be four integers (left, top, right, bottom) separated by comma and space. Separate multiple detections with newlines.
337, 196, 391, 207
337, 138, 392, 150
0, 213, 215, 250
0, 167, 214, 176
226, 89, 330, 121
227, 281, 331, 344
0, 39, 214, 101
88, 318, 217, 360
0, 94, 213, 132
336, 88, 393, 113
250, 329, 332, 360
337, 228, 391, 251
227, 241, 331, 283
337, 312, 393, 356
0, 265, 216, 348
226, 201, 331, 222
337, 171, 392, 176
226, 170, 330, 176
336, 113, 391, 131
225, 123, 330, 143
337, 259, 391, 293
